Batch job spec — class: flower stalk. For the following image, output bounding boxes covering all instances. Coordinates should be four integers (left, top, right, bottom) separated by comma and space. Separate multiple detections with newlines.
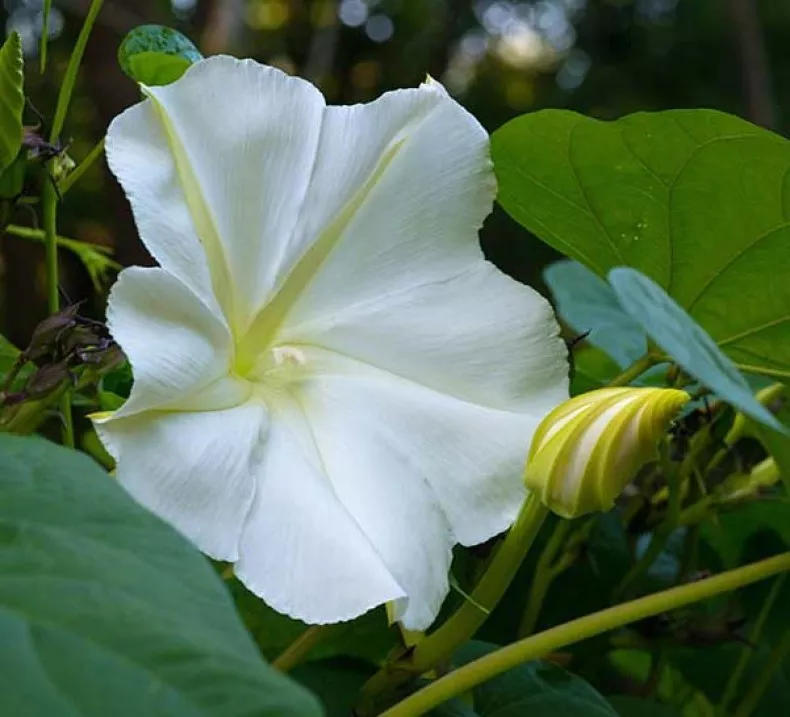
377, 552, 790, 717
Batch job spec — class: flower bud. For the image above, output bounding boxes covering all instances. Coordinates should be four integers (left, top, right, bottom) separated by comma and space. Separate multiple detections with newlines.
524, 387, 690, 519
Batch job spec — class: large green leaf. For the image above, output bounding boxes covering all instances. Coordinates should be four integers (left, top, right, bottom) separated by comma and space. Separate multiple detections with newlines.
434, 642, 619, 716
118, 25, 203, 86
609, 267, 784, 431
0, 434, 321, 717
492, 109, 790, 376
0, 32, 24, 175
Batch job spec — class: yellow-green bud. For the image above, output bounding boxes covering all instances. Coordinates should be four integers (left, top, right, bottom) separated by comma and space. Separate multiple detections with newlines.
524, 387, 691, 519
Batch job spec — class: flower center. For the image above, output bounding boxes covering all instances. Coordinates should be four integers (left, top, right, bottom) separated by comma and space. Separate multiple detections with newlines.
243, 344, 309, 388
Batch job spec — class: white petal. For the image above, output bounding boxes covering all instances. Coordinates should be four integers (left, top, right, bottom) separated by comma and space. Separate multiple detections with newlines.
105, 267, 247, 418
282, 263, 569, 412
235, 391, 404, 624
240, 83, 494, 354
106, 56, 326, 331
95, 401, 269, 562
254, 348, 541, 629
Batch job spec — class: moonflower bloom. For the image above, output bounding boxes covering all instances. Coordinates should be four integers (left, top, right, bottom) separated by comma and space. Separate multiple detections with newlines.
93, 56, 569, 629
525, 387, 690, 519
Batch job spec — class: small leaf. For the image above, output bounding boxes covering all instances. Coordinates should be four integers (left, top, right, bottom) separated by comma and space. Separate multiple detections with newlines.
545, 259, 647, 368
118, 25, 203, 86
0, 434, 321, 717
609, 267, 784, 431
0, 32, 24, 174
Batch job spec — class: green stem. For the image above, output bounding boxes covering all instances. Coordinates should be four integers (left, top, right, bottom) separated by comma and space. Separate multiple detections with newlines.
41, 0, 103, 448
40, 0, 52, 73
720, 573, 786, 714
50, 0, 105, 143
518, 519, 572, 637
733, 630, 790, 717
58, 137, 105, 196
272, 625, 334, 673
733, 363, 790, 381
357, 495, 548, 712
5, 224, 117, 263
413, 495, 548, 670
607, 354, 658, 387
378, 552, 790, 717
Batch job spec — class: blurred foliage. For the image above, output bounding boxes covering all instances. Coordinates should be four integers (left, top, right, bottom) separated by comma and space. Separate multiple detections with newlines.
3, 0, 790, 349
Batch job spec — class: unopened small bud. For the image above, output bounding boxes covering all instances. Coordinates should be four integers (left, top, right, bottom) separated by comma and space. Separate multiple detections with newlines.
524, 387, 690, 519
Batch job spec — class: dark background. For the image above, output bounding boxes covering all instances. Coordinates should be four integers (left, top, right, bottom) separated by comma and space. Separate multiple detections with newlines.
1, 0, 787, 347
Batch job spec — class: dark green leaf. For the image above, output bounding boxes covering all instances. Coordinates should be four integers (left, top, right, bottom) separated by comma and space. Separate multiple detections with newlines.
545, 259, 647, 368
449, 642, 619, 716
492, 109, 790, 377
701, 500, 790, 568
118, 25, 202, 86
0, 32, 24, 175
0, 434, 321, 717
292, 658, 373, 717
609, 267, 784, 431
607, 696, 681, 717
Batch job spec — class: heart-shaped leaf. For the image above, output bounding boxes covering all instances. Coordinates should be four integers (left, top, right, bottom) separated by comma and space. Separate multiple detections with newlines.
0, 434, 321, 717
0, 32, 24, 175
608, 267, 784, 431
493, 109, 790, 378
118, 25, 203, 86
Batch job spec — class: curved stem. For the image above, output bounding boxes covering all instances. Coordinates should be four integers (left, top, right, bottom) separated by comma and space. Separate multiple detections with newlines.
518, 519, 572, 637
50, 0, 105, 143
357, 495, 548, 712
378, 552, 790, 717
411, 495, 548, 671
58, 137, 105, 196
42, 0, 103, 448
734, 363, 790, 381
272, 625, 334, 673
720, 573, 786, 713
733, 631, 790, 717
606, 354, 658, 387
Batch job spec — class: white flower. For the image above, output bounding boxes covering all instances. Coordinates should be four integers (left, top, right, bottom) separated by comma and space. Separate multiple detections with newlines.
93, 57, 569, 629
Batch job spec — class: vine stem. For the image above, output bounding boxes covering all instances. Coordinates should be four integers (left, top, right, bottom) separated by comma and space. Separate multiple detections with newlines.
42, 0, 104, 447
606, 354, 658, 387
377, 552, 790, 717
733, 630, 790, 717
357, 495, 548, 712
272, 625, 334, 673
719, 573, 786, 713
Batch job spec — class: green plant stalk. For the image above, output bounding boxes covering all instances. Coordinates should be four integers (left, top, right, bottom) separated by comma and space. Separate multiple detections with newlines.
5, 224, 118, 264
40, 0, 52, 73
733, 363, 790, 381
50, 0, 105, 143
272, 625, 335, 673
719, 573, 787, 713
378, 552, 790, 717
607, 353, 658, 387
42, 0, 104, 447
733, 630, 790, 717
58, 137, 106, 196
412, 495, 548, 671
518, 518, 572, 637
357, 495, 548, 712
